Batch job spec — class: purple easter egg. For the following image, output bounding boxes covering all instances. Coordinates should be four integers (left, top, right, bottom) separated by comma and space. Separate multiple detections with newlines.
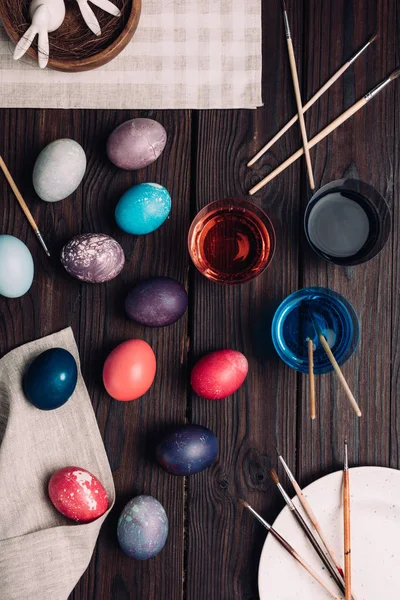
125, 276, 188, 327
61, 233, 125, 283
117, 495, 168, 560
156, 424, 218, 476
107, 118, 167, 170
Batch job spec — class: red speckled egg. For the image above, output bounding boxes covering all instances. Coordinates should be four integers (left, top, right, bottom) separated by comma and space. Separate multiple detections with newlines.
48, 466, 108, 522
191, 350, 248, 400
103, 339, 156, 401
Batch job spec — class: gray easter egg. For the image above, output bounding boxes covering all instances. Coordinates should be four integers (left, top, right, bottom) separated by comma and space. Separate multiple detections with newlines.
107, 118, 167, 170
117, 495, 168, 560
33, 139, 86, 202
61, 233, 125, 283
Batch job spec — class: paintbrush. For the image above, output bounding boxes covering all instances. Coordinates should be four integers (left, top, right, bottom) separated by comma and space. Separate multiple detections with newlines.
307, 306, 361, 417
281, 0, 315, 189
343, 440, 352, 600
269, 468, 346, 595
247, 33, 377, 167
276, 448, 344, 578
249, 68, 400, 195
239, 499, 341, 599
307, 337, 316, 419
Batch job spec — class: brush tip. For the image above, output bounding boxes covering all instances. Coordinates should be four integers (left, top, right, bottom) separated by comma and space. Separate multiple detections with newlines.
274, 446, 281, 456
239, 498, 249, 508
281, 0, 287, 11
368, 33, 378, 45
390, 68, 400, 81
268, 468, 280, 485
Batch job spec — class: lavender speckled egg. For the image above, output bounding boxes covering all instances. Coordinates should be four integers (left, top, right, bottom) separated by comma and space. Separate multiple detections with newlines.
107, 118, 167, 170
156, 424, 218, 476
33, 139, 86, 202
61, 233, 125, 283
125, 276, 188, 327
117, 495, 168, 560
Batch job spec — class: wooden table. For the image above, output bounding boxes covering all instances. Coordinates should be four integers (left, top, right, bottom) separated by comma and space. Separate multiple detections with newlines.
0, 1, 398, 598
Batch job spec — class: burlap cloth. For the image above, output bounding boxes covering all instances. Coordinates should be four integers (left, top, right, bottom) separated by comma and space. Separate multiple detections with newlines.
0, 327, 115, 600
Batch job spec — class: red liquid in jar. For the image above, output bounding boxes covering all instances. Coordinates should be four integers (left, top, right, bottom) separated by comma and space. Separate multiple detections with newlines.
189, 206, 271, 283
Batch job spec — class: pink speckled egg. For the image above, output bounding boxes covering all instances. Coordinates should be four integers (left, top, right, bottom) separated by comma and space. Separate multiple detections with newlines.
48, 466, 109, 522
191, 350, 248, 400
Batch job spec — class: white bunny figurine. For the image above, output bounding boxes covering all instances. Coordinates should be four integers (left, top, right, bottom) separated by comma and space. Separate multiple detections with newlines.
75, 0, 121, 37
13, 0, 66, 69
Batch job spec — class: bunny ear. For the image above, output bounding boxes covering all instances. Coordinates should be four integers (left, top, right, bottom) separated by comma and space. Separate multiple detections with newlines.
76, 1, 102, 36
13, 25, 38, 61
89, 0, 121, 17
37, 28, 50, 69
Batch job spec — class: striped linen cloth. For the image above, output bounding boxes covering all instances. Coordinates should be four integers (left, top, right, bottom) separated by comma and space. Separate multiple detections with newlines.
0, 0, 262, 109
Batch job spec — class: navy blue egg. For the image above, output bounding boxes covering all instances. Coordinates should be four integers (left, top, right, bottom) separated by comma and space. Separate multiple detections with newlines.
23, 348, 78, 410
156, 424, 218, 476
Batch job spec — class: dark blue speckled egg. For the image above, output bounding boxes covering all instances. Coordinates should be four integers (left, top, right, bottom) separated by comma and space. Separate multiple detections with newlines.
23, 348, 78, 410
156, 424, 218, 476
117, 495, 168, 560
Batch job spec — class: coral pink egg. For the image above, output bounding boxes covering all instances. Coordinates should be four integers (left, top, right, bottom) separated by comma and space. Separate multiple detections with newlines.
48, 466, 108, 522
191, 349, 248, 400
103, 339, 156, 401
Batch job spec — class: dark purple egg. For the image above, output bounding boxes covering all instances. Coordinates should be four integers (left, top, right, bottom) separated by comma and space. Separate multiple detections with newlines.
125, 276, 188, 327
156, 424, 218, 476
117, 495, 168, 560
61, 233, 125, 283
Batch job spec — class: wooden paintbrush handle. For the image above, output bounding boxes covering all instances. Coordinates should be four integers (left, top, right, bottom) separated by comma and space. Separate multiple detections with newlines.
286, 38, 315, 189
249, 97, 367, 194
308, 338, 316, 419
0, 155, 39, 232
318, 334, 362, 417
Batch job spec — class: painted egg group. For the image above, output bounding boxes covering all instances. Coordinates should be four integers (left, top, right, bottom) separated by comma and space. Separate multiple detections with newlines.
60, 233, 125, 283
115, 183, 171, 235
191, 349, 248, 400
107, 118, 167, 170
156, 424, 218, 476
23, 348, 78, 410
48, 466, 108, 522
117, 495, 168, 559
103, 339, 156, 401
125, 276, 188, 327
0, 234, 34, 298
33, 138, 86, 203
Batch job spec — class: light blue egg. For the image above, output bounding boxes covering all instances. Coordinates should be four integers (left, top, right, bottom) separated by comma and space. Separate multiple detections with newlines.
115, 183, 171, 235
0, 235, 34, 298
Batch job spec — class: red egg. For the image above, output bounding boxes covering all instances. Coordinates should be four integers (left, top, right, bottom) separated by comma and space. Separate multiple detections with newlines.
48, 466, 108, 522
103, 339, 156, 401
191, 349, 248, 400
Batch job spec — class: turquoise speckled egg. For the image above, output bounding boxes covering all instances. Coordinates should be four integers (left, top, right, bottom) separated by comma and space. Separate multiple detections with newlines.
117, 495, 168, 560
115, 183, 171, 235
0, 235, 34, 298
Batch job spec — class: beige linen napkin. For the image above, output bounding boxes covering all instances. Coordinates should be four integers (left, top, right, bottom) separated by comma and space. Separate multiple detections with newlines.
0, 327, 115, 600
0, 0, 262, 109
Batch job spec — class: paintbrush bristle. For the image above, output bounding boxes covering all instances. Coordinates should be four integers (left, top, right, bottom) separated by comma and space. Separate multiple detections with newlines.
368, 33, 378, 45
239, 498, 249, 508
281, 0, 288, 12
390, 68, 400, 81
268, 468, 280, 485
274, 446, 281, 456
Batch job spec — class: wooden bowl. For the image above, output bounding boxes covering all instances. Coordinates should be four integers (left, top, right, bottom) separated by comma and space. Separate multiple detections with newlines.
0, 0, 141, 72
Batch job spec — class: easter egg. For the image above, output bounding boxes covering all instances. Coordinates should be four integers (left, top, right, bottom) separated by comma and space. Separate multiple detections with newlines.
60, 233, 125, 283
107, 118, 167, 170
191, 350, 248, 400
0, 235, 34, 298
48, 466, 108, 522
125, 276, 188, 327
117, 495, 168, 559
115, 183, 171, 235
156, 424, 218, 476
33, 138, 86, 202
23, 348, 78, 410
103, 339, 156, 401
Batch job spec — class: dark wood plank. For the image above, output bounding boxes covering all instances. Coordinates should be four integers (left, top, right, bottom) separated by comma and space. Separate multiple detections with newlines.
185, 2, 304, 598
297, 0, 397, 485
0, 108, 191, 600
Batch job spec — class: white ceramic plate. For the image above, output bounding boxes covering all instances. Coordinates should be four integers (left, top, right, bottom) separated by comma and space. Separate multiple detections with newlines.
258, 466, 400, 600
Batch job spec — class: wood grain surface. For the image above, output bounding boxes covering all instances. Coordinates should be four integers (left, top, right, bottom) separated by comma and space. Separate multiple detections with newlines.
0, 1, 398, 598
